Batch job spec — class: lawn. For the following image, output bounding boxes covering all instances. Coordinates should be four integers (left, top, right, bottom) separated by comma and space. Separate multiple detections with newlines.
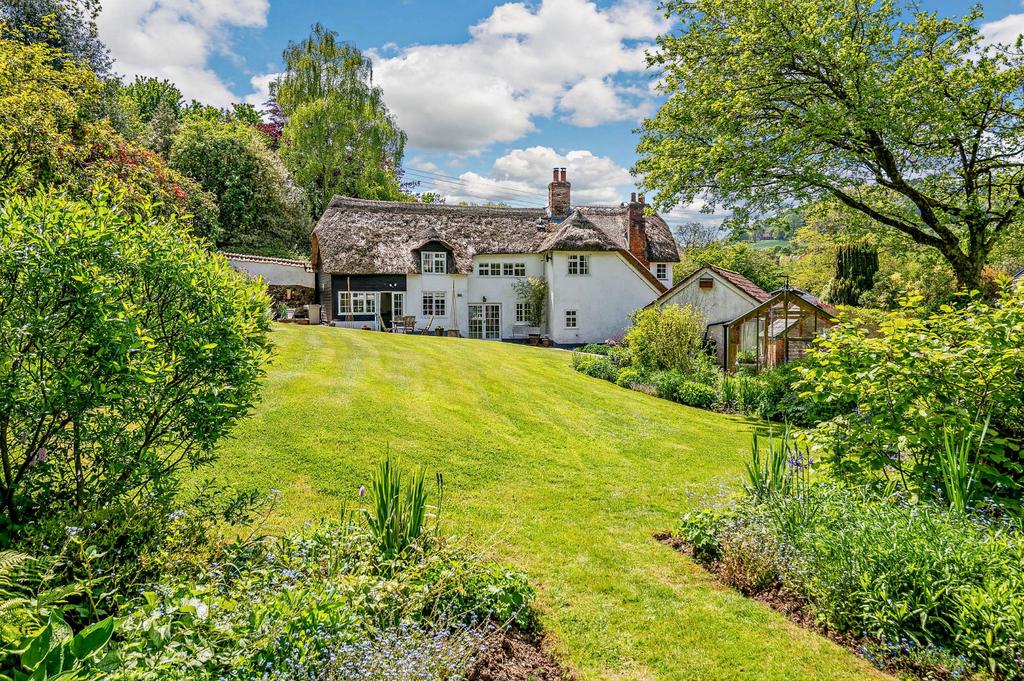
208, 325, 886, 680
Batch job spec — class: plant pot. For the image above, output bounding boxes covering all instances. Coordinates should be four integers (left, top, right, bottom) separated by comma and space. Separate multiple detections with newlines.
285, 309, 296, 320
435, 327, 445, 336
527, 334, 540, 346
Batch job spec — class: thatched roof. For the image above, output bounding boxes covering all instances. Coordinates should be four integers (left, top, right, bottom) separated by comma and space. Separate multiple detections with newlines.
311, 197, 680, 276
538, 210, 621, 252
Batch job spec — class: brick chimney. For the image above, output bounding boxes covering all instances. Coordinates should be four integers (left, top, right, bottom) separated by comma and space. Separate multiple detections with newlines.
548, 167, 570, 218
627, 192, 649, 267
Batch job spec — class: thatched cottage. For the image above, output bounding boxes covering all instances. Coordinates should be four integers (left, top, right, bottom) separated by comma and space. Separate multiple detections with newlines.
310, 169, 680, 344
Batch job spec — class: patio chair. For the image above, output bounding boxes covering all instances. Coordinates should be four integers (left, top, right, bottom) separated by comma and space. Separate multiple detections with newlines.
396, 315, 416, 334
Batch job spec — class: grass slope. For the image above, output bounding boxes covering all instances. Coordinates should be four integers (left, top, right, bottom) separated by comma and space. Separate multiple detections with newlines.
210, 326, 885, 680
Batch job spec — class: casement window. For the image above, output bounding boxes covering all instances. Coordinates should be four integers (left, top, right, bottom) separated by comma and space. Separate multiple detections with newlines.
503, 262, 527, 277
564, 309, 577, 329
655, 263, 668, 280
392, 292, 405, 317
478, 262, 526, 277
477, 262, 501, 276
338, 291, 377, 315
422, 292, 447, 317
421, 251, 447, 274
515, 302, 532, 323
567, 254, 590, 275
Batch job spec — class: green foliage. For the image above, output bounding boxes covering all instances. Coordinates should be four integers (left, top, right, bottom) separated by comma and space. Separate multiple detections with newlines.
169, 118, 310, 256
97, 521, 534, 679
511, 276, 547, 328
571, 355, 618, 383
800, 287, 1024, 503
0, 0, 111, 75
653, 372, 717, 409
677, 508, 734, 562
744, 430, 795, 501
0, 37, 218, 239
638, 0, 1024, 290
121, 76, 183, 123
614, 367, 644, 388
0, 192, 271, 534
685, 484, 1024, 678
676, 241, 784, 291
575, 343, 614, 356
275, 23, 408, 216
625, 305, 708, 375
823, 245, 879, 306
2, 612, 113, 681
939, 420, 987, 516
363, 457, 441, 564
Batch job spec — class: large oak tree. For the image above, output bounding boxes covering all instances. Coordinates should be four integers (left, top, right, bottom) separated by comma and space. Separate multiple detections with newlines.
636, 0, 1024, 290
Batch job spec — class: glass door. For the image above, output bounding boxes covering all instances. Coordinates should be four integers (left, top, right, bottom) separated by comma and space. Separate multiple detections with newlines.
469, 304, 501, 340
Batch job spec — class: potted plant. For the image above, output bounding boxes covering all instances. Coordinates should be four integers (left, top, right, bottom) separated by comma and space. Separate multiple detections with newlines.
512, 276, 548, 344
435, 326, 445, 336
277, 301, 290, 322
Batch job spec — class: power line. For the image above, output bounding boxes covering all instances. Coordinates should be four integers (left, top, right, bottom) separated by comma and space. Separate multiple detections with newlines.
402, 172, 546, 208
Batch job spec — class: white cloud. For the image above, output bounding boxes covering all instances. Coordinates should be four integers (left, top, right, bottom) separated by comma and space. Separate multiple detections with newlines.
244, 72, 280, 107
369, 0, 669, 152
97, 0, 269, 107
980, 14, 1024, 46
427, 146, 633, 206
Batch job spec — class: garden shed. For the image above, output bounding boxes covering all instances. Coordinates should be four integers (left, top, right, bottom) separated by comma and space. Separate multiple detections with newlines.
723, 288, 837, 373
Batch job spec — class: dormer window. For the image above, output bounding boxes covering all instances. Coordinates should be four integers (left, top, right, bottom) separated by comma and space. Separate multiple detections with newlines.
656, 263, 668, 280
422, 251, 447, 274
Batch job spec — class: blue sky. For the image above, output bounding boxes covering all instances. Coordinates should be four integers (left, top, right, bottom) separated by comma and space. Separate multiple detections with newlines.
96, 0, 1024, 222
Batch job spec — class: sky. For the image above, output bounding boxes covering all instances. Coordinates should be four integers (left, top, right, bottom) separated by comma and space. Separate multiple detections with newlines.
96, 0, 1024, 225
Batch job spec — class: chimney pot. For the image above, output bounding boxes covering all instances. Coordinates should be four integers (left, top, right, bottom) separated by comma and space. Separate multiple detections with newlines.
630, 192, 637, 202
552, 168, 559, 181
548, 167, 571, 217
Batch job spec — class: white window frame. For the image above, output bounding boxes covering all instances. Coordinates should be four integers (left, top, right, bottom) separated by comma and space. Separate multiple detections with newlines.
564, 309, 578, 329
515, 302, 532, 323
421, 251, 447, 274
503, 262, 527, 277
422, 291, 447, 317
655, 263, 668, 280
338, 291, 377, 315
567, 255, 590, 276
477, 262, 500, 276
391, 292, 405, 317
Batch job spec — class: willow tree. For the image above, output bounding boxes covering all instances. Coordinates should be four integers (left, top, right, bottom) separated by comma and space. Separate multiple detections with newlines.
637, 0, 1024, 290
274, 23, 407, 217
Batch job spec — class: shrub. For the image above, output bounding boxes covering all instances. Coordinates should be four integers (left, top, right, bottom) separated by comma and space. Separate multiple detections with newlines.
625, 305, 707, 375
576, 343, 615, 356
682, 477, 1024, 678
615, 367, 644, 388
653, 371, 717, 408
572, 355, 618, 382
0, 192, 271, 539
799, 287, 1024, 503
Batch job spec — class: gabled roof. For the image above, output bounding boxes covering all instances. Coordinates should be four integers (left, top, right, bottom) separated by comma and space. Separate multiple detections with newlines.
725, 287, 838, 328
654, 264, 770, 307
310, 196, 680, 276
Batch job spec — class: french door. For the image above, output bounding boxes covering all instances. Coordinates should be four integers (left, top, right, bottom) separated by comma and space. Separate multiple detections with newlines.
468, 303, 501, 340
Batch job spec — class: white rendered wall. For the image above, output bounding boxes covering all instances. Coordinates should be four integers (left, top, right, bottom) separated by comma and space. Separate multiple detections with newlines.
547, 251, 661, 345
405, 272, 469, 336
466, 254, 545, 339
